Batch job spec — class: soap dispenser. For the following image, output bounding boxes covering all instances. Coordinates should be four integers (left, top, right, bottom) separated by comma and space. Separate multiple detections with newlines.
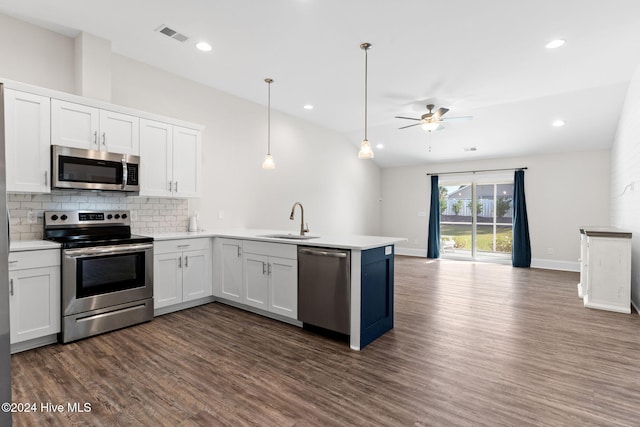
188, 211, 199, 232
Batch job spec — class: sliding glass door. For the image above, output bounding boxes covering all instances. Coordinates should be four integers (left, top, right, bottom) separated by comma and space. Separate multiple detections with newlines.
440, 176, 514, 262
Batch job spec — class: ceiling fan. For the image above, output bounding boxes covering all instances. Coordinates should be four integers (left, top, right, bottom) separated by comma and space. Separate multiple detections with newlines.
395, 104, 472, 131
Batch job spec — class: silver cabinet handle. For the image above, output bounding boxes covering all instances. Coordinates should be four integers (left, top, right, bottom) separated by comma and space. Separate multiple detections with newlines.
177, 244, 190, 248
10, 278, 14, 296
93, 131, 98, 147
262, 262, 267, 275
174, 181, 179, 193
237, 246, 242, 258
267, 263, 272, 275
178, 256, 182, 268
44, 171, 48, 186
169, 180, 173, 191
102, 131, 106, 146
185, 256, 189, 267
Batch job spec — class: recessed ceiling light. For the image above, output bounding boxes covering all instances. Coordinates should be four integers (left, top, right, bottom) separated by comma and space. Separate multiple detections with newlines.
303, 104, 313, 110
552, 119, 566, 127
545, 39, 565, 49
376, 144, 384, 149
196, 41, 212, 52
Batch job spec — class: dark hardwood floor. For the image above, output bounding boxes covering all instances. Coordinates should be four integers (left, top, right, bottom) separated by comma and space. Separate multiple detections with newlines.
11, 257, 640, 426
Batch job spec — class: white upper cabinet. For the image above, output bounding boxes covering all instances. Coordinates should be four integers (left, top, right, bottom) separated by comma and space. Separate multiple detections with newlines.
99, 109, 140, 155
140, 119, 173, 197
172, 126, 201, 198
4, 89, 51, 193
51, 99, 139, 155
140, 118, 201, 198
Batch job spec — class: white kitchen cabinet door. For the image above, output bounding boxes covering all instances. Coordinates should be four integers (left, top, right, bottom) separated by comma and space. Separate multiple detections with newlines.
140, 119, 173, 197
268, 256, 297, 319
172, 126, 201, 198
154, 252, 183, 309
4, 89, 51, 193
51, 99, 100, 150
220, 239, 244, 302
243, 253, 269, 311
9, 266, 60, 344
99, 109, 140, 155
182, 249, 211, 302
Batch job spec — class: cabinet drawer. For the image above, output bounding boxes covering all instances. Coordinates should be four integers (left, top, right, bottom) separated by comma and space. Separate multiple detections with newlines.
154, 238, 210, 254
9, 249, 60, 270
244, 241, 297, 260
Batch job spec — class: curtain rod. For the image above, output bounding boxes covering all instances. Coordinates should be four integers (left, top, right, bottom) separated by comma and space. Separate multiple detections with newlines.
426, 167, 527, 176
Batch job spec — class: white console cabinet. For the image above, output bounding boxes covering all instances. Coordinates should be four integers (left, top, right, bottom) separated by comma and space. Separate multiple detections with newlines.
579, 227, 632, 313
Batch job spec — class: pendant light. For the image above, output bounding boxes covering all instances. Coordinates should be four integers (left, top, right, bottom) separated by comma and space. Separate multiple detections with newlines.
358, 42, 374, 159
262, 78, 276, 170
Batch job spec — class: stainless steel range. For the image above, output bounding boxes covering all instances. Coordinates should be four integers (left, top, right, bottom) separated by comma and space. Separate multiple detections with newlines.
44, 210, 154, 343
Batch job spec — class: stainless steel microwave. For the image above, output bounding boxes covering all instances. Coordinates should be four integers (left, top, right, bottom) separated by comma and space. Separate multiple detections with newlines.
51, 145, 140, 192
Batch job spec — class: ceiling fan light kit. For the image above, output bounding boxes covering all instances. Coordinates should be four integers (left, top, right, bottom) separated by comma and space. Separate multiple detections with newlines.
358, 42, 374, 159
395, 103, 472, 133
262, 78, 276, 170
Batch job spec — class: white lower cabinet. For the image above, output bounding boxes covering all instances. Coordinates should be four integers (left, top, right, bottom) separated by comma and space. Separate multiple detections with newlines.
214, 238, 244, 302
153, 238, 212, 311
243, 241, 298, 319
8, 249, 60, 347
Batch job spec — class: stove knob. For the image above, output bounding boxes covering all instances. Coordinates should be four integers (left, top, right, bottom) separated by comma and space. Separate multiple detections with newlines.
122, 213, 128, 219
60, 215, 68, 221
107, 214, 113, 220
114, 214, 120, 219
51, 214, 58, 221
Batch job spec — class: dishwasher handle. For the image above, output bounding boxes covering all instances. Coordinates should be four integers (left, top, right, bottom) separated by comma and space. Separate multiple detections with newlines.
299, 248, 348, 258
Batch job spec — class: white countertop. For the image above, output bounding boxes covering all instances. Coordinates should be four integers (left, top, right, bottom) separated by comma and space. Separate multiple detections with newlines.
148, 229, 407, 250
11, 230, 406, 252
10, 240, 62, 252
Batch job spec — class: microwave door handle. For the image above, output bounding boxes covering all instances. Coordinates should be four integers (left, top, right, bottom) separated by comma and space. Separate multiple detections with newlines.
121, 157, 128, 190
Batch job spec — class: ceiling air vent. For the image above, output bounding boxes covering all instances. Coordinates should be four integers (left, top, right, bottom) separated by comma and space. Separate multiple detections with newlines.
156, 25, 189, 43
464, 147, 477, 152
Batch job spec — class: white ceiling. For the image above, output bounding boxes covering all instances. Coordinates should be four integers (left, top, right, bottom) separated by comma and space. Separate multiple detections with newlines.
1, 0, 640, 167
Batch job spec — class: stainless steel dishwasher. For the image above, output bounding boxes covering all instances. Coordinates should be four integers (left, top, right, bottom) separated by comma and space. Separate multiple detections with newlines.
298, 246, 351, 335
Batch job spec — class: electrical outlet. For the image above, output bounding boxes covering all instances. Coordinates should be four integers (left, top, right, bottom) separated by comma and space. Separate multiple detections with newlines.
27, 210, 37, 224
547, 247, 555, 255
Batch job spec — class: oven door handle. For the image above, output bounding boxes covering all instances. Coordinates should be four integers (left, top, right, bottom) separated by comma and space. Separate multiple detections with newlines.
63, 243, 153, 258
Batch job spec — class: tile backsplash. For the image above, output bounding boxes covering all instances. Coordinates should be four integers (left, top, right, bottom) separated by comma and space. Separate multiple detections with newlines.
8, 191, 189, 241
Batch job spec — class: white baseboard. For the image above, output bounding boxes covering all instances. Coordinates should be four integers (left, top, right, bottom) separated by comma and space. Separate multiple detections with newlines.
395, 247, 426, 257
531, 258, 580, 272
394, 248, 579, 272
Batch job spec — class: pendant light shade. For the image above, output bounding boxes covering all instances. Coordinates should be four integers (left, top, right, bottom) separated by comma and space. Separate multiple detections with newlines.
262, 78, 275, 170
358, 42, 374, 159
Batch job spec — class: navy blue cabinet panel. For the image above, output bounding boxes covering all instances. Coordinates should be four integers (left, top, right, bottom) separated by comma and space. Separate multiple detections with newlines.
360, 245, 394, 348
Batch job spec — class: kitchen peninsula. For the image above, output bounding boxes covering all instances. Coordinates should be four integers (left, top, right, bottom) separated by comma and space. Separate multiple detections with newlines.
152, 229, 406, 350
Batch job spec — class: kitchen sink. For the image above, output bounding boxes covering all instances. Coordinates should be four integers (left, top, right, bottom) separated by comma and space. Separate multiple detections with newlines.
258, 234, 319, 240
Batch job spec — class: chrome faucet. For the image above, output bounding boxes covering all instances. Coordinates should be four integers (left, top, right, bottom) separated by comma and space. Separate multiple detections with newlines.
289, 202, 309, 236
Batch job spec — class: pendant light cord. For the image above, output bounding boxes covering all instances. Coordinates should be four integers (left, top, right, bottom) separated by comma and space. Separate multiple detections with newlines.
362, 43, 369, 141
267, 79, 271, 155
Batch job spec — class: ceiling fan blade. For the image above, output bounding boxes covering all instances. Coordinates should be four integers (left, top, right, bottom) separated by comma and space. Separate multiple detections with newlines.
398, 122, 422, 130
442, 116, 473, 122
433, 107, 449, 120
394, 116, 421, 121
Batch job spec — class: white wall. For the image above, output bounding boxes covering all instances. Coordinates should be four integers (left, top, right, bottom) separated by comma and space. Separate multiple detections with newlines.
382, 151, 611, 270
610, 64, 640, 310
0, 13, 382, 237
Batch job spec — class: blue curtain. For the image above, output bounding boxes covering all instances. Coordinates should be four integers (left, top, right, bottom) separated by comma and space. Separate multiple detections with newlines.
512, 170, 531, 267
427, 175, 440, 258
